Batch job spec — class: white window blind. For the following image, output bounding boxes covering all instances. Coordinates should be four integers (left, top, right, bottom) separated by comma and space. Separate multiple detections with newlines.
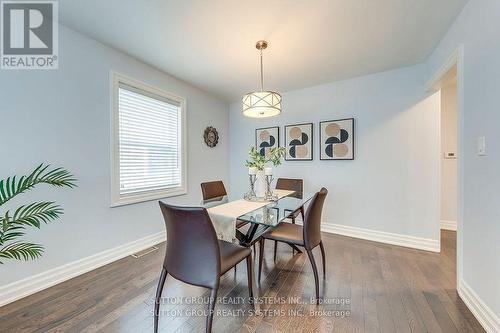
111, 73, 186, 206
118, 83, 181, 195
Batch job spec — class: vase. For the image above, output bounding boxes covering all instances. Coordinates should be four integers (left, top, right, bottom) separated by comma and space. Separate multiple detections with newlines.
255, 170, 266, 198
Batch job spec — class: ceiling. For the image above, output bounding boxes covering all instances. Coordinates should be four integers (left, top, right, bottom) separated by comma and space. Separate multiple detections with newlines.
59, 0, 468, 101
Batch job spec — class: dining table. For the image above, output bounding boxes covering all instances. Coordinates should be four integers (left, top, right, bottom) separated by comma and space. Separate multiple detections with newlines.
206, 189, 315, 250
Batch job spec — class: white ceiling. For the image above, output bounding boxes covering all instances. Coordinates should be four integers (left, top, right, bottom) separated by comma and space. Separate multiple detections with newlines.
59, 0, 468, 101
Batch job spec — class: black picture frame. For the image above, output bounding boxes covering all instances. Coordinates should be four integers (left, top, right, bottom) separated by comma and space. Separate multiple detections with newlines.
319, 118, 355, 160
284, 122, 314, 161
255, 126, 280, 156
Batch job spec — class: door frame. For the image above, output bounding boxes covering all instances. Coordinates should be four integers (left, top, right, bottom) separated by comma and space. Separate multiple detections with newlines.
424, 45, 464, 287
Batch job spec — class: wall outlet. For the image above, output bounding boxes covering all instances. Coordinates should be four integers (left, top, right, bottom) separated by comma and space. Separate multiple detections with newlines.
478, 136, 486, 156
444, 151, 457, 159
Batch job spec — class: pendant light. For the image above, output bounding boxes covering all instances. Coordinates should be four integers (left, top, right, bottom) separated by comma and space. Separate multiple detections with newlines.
242, 40, 282, 118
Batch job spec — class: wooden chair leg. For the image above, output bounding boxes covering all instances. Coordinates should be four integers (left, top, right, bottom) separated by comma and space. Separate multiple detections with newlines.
154, 267, 168, 333
319, 241, 326, 277
300, 206, 305, 221
258, 238, 265, 282
206, 287, 218, 333
273, 241, 278, 261
246, 255, 254, 299
306, 249, 320, 305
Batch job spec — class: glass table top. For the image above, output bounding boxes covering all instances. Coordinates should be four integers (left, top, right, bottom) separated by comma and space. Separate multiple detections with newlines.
237, 191, 315, 227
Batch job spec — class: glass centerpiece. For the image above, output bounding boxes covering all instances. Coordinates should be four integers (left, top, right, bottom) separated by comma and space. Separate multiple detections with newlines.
244, 146, 285, 201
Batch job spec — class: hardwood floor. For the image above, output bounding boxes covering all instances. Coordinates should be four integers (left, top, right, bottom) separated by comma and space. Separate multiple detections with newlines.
0, 230, 484, 333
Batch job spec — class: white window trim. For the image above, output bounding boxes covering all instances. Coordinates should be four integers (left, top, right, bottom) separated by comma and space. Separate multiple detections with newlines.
110, 71, 187, 207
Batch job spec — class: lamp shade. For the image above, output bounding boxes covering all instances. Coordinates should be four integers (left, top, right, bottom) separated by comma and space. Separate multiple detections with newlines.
242, 91, 282, 118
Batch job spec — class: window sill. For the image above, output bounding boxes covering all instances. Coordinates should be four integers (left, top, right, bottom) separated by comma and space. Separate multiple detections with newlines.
111, 187, 187, 207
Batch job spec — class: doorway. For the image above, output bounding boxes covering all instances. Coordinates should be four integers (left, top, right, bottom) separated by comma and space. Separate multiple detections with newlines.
439, 66, 458, 268
426, 47, 463, 287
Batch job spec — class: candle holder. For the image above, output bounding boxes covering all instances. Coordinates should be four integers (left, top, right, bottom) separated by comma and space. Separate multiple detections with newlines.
244, 174, 257, 200
265, 175, 278, 201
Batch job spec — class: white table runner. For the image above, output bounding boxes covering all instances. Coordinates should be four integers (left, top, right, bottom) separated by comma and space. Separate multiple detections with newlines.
207, 189, 294, 242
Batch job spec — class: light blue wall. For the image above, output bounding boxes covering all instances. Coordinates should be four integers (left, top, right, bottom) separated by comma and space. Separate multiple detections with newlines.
0, 25, 229, 285
229, 64, 441, 242
426, 0, 500, 319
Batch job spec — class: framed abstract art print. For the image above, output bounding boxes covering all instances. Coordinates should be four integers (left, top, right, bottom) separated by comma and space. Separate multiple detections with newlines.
284, 123, 313, 161
319, 118, 354, 160
255, 127, 279, 156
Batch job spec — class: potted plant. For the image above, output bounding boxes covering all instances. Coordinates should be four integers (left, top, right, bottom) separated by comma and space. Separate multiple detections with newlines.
0, 164, 76, 264
245, 146, 285, 198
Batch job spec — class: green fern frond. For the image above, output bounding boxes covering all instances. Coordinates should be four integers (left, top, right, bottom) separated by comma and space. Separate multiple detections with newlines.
0, 242, 44, 264
0, 164, 77, 206
0, 202, 63, 247
0, 164, 76, 264
10, 202, 63, 228
0, 229, 26, 244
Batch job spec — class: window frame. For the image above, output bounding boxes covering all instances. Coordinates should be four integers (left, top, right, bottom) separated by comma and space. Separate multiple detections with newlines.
110, 71, 187, 207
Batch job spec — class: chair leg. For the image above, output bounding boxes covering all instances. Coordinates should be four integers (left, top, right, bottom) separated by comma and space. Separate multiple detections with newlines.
290, 217, 296, 255
319, 241, 326, 277
306, 249, 320, 305
258, 238, 265, 282
206, 287, 218, 333
273, 241, 278, 261
246, 255, 254, 299
291, 216, 297, 255
154, 267, 168, 333
300, 206, 305, 221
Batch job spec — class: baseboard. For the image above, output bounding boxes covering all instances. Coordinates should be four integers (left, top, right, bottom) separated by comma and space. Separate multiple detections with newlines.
458, 279, 500, 333
440, 219, 457, 231
0, 231, 165, 308
320, 222, 440, 252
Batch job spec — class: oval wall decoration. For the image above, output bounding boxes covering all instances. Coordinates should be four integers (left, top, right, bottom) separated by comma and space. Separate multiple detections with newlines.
204, 126, 219, 148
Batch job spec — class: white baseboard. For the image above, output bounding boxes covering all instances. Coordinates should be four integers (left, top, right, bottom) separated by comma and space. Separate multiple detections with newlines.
320, 222, 440, 252
440, 219, 457, 231
0, 231, 165, 308
458, 279, 500, 333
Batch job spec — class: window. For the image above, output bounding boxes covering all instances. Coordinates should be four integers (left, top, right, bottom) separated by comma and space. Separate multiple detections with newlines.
111, 72, 186, 206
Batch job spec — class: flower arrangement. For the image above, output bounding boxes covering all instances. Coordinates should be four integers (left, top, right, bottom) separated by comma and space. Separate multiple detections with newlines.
245, 146, 285, 170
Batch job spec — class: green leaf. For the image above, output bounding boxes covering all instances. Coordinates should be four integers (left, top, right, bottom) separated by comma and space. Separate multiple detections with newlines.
0, 164, 77, 206
1, 202, 63, 230
2, 211, 9, 232
0, 228, 26, 244
0, 164, 76, 263
0, 242, 44, 264
0, 180, 5, 204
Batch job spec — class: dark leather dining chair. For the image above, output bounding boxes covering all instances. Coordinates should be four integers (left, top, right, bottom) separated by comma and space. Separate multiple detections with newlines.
201, 180, 247, 228
258, 188, 328, 304
201, 180, 227, 205
274, 178, 305, 258
276, 178, 304, 196
155, 202, 254, 333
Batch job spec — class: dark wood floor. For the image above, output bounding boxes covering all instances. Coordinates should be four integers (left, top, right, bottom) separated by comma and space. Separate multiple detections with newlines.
0, 230, 484, 333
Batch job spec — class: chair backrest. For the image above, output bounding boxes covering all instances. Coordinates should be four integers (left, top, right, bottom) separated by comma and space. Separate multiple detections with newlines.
276, 178, 303, 193
158, 202, 221, 289
201, 181, 228, 205
303, 188, 328, 250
